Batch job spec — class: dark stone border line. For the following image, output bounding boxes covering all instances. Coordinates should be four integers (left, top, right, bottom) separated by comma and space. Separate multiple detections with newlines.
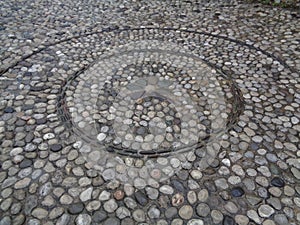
56, 36, 244, 157
0, 26, 297, 77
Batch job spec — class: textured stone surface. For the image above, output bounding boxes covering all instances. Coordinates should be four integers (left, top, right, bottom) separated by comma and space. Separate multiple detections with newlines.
0, 1, 299, 224
258, 204, 275, 217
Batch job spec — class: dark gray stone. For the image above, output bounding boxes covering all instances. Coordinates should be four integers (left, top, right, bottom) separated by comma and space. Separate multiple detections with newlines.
25, 195, 38, 215
223, 215, 236, 225
134, 191, 148, 206
271, 177, 285, 187
50, 144, 62, 152
4, 107, 14, 113
231, 187, 245, 197
92, 210, 107, 223
171, 179, 185, 193
68, 202, 85, 215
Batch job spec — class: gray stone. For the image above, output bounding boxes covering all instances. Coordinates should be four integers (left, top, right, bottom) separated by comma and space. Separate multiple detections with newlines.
146, 187, 159, 200
267, 197, 282, 210
91, 209, 107, 223
39, 182, 52, 196
60, 194, 73, 204
196, 203, 210, 217
14, 177, 31, 189
32, 208, 48, 219
215, 178, 228, 189
49, 207, 64, 219
80, 187, 93, 202
187, 191, 197, 204
133, 209, 146, 222
99, 190, 111, 201
223, 215, 235, 225
2, 177, 17, 189
0, 3, 299, 225
25, 195, 38, 215
86, 200, 101, 212
234, 215, 249, 225
211, 209, 223, 224
165, 207, 177, 219
116, 207, 130, 219
246, 194, 262, 206
13, 214, 25, 225
121, 218, 134, 225
28, 219, 40, 225
124, 197, 137, 209
179, 205, 193, 220
258, 187, 269, 198
0, 216, 11, 225
134, 191, 148, 206
247, 210, 261, 224
291, 168, 300, 179
187, 219, 204, 225
103, 199, 118, 213
62, 177, 77, 187
224, 201, 239, 214
171, 219, 184, 225
92, 176, 104, 186
102, 169, 115, 181
274, 214, 289, 225
134, 178, 146, 189
258, 204, 275, 217
78, 177, 91, 187
10, 202, 21, 214
75, 214, 92, 225
262, 220, 276, 225
103, 218, 120, 225
159, 185, 174, 195
198, 189, 209, 202
188, 179, 200, 189
171, 180, 185, 193
0, 198, 12, 211
148, 206, 160, 219
69, 203, 84, 215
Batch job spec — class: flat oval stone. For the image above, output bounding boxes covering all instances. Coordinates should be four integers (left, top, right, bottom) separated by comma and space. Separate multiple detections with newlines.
179, 205, 193, 220
4, 107, 15, 113
68, 203, 84, 215
97, 133, 106, 142
50, 144, 62, 152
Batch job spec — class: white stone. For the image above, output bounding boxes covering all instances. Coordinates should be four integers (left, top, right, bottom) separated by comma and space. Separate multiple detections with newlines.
80, 187, 93, 202
97, 133, 106, 142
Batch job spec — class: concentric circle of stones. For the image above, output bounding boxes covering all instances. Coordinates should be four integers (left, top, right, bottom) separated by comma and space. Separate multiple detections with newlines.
1, 9, 299, 224
57, 37, 243, 183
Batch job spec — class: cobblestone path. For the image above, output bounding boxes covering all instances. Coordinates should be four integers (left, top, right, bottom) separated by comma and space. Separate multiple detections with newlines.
0, 1, 299, 225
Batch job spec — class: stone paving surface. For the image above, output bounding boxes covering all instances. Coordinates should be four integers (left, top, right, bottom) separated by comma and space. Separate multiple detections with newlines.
0, 0, 299, 225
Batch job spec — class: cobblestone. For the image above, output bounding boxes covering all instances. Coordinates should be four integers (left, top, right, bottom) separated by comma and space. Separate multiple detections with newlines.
0, 0, 299, 224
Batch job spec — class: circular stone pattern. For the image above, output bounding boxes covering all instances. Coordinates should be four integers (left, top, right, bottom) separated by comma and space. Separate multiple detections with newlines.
58, 38, 243, 183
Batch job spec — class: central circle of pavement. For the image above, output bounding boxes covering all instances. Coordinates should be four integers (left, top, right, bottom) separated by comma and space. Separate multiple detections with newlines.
60, 39, 243, 184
